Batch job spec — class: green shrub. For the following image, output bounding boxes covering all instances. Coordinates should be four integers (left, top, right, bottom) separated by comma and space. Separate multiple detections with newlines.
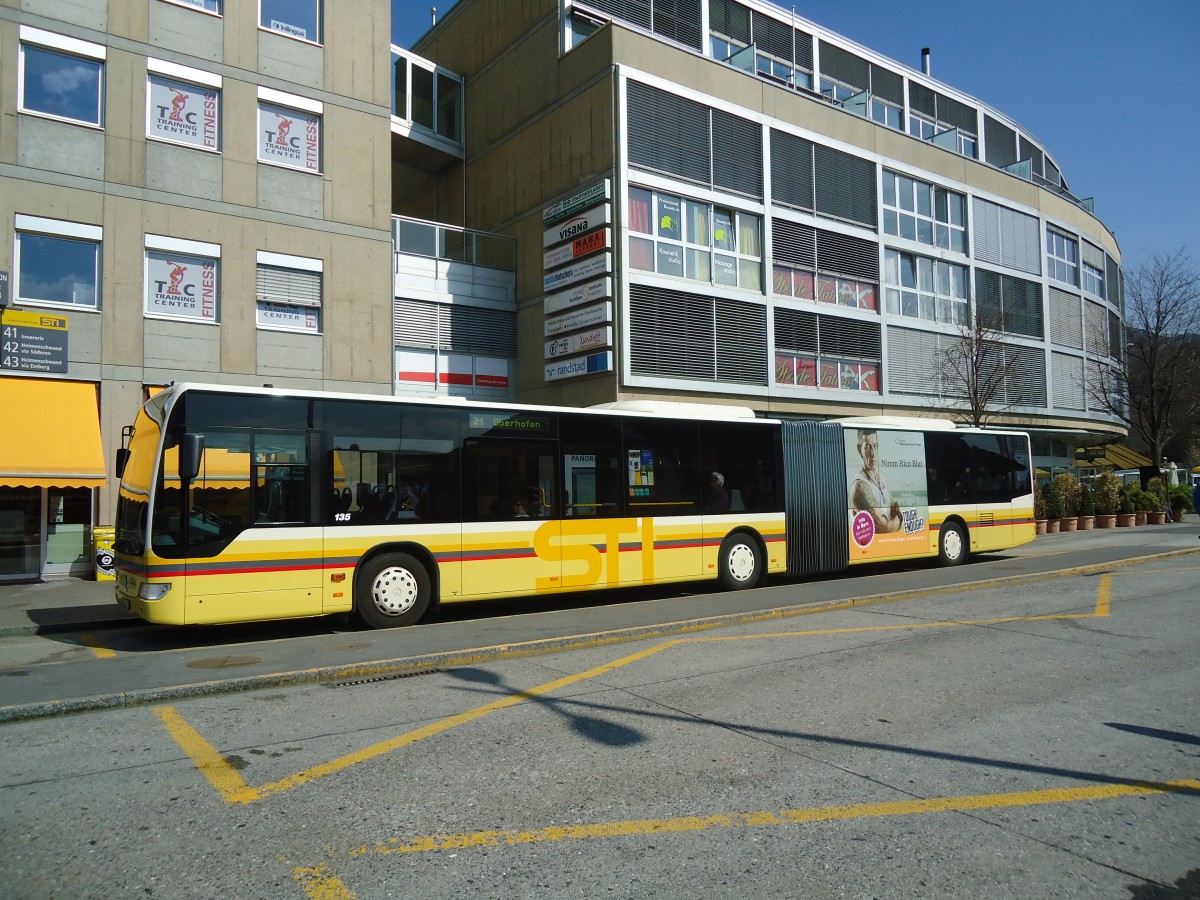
1034, 482, 1048, 520
1045, 482, 1066, 520
1052, 473, 1081, 517
1120, 491, 1134, 515
1127, 487, 1159, 513
1169, 483, 1195, 512
1146, 476, 1168, 507
1094, 472, 1122, 516
1079, 485, 1095, 517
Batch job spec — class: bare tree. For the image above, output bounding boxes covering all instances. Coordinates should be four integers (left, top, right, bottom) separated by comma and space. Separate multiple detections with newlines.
1088, 248, 1200, 467
936, 312, 1023, 427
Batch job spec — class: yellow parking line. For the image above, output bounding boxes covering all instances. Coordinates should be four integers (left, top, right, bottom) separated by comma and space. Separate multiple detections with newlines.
1095, 574, 1111, 616
293, 863, 356, 900
80, 634, 117, 659
158, 642, 675, 804
353, 778, 1200, 855
160, 577, 1119, 805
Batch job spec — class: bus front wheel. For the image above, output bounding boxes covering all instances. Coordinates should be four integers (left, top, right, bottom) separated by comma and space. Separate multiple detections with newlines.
356, 552, 431, 628
938, 522, 968, 566
718, 533, 762, 590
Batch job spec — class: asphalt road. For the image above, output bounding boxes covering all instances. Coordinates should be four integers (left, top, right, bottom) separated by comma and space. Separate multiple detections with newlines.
0, 535, 1198, 898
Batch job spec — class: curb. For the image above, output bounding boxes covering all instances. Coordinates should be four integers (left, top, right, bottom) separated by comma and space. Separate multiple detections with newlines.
2, 545, 1198, 725
0, 614, 139, 639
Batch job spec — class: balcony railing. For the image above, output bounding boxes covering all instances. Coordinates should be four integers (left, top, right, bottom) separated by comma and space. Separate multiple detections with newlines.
392, 216, 516, 272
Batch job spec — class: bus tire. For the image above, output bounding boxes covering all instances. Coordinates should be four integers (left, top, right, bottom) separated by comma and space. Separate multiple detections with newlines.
356, 552, 431, 628
717, 533, 762, 591
938, 521, 968, 566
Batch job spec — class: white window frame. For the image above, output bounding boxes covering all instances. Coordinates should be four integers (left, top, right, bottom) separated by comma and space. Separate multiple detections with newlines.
884, 248, 969, 325
158, 0, 222, 15
1082, 261, 1105, 300
1047, 228, 1079, 287
882, 171, 967, 253
17, 27, 106, 128
143, 234, 221, 324
259, 0, 322, 46
146, 59, 222, 152
255, 251, 323, 334
13, 215, 103, 311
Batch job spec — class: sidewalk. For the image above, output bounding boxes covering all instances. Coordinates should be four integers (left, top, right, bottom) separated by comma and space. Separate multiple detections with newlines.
1, 520, 1197, 638
0, 577, 135, 637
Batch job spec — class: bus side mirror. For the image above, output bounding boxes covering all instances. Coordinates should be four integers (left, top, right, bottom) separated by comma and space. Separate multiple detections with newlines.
115, 448, 130, 479
179, 433, 204, 484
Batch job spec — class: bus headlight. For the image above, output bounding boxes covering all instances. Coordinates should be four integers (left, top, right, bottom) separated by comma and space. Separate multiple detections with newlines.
139, 584, 172, 601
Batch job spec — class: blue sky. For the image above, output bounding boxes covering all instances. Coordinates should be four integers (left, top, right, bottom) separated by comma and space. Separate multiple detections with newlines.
391, 1, 1198, 271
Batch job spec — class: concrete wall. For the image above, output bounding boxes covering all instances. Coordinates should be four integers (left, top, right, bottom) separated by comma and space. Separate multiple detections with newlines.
0, 0, 398, 526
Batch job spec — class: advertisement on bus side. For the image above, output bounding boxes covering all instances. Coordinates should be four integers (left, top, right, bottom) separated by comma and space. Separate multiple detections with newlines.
844, 428, 928, 559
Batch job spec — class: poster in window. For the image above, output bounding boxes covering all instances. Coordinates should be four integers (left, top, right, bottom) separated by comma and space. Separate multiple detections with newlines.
656, 243, 683, 277
148, 75, 219, 150
656, 196, 681, 240
258, 102, 321, 172
145, 251, 219, 321
256, 300, 318, 331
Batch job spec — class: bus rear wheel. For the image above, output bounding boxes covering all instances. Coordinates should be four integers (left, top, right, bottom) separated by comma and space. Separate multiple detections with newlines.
718, 533, 762, 590
356, 552, 431, 628
938, 522, 968, 566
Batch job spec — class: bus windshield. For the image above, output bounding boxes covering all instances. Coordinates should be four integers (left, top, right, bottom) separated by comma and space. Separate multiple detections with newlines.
114, 407, 163, 556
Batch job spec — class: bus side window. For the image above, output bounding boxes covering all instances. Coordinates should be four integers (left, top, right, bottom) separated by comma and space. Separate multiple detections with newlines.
560, 414, 622, 517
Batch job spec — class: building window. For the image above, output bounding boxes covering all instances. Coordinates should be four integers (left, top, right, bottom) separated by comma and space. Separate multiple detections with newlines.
13, 215, 102, 310
260, 0, 320, 43
870, 97, 902, 130
884, 249, 969, 325
773, 264, 877, 312
161, 0, 221, 12
146, 62, 221, 151
1047, 229, 1079, 287
18, 29, 105, 127
1082, 261, 1105, 300
257, 89, 322, 173
256, 252, 322, 333
882, 171, 967, 253
773, 310, 881, 392
144, 235, 220, 323
909, 113, 976, 159
628, 187, 761, 292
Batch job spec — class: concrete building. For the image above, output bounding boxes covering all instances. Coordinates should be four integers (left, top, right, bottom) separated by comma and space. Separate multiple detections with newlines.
0, 0, 1124, 580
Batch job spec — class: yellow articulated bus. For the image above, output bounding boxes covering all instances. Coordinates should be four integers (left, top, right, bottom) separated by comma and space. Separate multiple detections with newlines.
113, 383, 1034, 628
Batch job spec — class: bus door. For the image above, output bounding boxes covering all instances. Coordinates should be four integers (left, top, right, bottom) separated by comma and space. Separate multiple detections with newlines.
178, 429, 322, 624
459, 433, 561, 598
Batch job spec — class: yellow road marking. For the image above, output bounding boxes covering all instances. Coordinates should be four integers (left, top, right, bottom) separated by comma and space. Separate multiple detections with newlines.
160, 577, 1120, 805
159, 642, 673, 804
79, 634, 117, 659
1095, 574, 1111, 616
293, 863, 356, 899
353, 778, 1200, 855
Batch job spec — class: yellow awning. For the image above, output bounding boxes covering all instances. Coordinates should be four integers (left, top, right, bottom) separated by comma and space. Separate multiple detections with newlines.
1102, 445, 1153, 470
0, 377, 107, 489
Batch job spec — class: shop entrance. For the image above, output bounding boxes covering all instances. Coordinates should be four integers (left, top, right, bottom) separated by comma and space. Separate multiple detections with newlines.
0, 487, 94, 581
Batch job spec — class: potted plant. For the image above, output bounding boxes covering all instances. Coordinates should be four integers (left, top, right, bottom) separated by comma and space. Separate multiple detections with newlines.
1077, 484, 1095, 530
1116, 491, 1137, 527
1052, 473, 1080, 531
1034, 483, 1048, 535
1169, 483, 1194, 522
1128, 487, 1156, 525
1144, 477, 1168, 525
1044, 481, 1064, 533
1093, 472, 1121, 528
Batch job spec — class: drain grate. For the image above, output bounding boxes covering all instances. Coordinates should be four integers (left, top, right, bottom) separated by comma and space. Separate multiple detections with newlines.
327, 668, 443, 688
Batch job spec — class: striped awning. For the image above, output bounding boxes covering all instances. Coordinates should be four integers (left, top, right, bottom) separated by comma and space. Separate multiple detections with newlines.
0, 377, 107, 489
